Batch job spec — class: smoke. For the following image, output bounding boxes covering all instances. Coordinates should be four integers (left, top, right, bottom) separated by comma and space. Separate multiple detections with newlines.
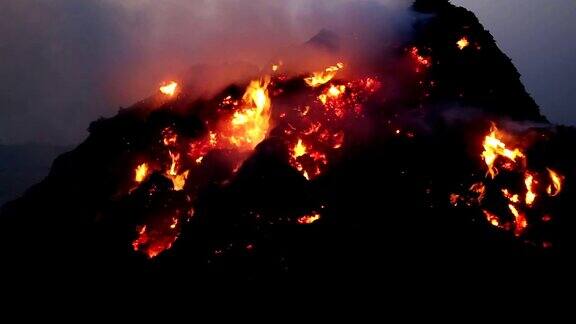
0, 0, 411, 145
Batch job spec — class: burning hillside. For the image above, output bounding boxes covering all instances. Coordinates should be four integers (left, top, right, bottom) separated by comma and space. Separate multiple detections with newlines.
1, 0, 574, 284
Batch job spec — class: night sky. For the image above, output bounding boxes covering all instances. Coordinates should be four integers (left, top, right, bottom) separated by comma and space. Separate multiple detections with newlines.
1, 0, 574, 145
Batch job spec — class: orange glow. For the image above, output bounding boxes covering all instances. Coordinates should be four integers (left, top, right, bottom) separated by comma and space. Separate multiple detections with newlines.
304, 63, 344, 87
524, 173, 536, 206
135, 163, 149, 183
168, 150, 179, 176
159, 81, 178, 96
508, 204, 528, 236
167, 150, 188, 191
546, 168, 563, 196
482, 125, 524, 178
227, 78, 271, 150
502, 189, 520, 203
457, 37, 469, 50
297, 213, 321, 224
293, 139, 307, 159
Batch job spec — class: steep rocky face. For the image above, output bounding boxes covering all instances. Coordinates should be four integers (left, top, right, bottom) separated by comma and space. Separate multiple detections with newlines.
1, 1, 572, 285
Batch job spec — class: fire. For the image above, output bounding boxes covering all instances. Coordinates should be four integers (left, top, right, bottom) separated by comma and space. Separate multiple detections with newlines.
319, 85, 346, 105
483, 210, 502, 227
456, 122, 565, 244
159, 81, 178, 96
297, 213, 321, 224
546, 168, 563, 196
524, 173, 536, 206
481, 125, 524, 178
293, 139, 307, 159
167, 150, 188, 191
135, 163, 149, 183
168, 150, 179, 176
457, 37, 469, 50
228, 78, 271, 149
410, 47, 431, 68
304, 63, 344, 87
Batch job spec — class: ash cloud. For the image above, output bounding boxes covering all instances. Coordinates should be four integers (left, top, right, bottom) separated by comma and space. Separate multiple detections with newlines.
0, 0, 411, 145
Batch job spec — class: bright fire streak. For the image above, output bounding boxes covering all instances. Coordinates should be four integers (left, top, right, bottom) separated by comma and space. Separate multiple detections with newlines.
304, 63, 344, 87
293, 139, 307, 159
524, 173, 536, 206
135, 163, 149, 183
482, 125, 524, 178
508, 204, 528, 236
168, 150, 179, 176
229, 78, 271, 149
546, 168, 563, 196
298, 213, 321, 224
483, 210, 501, 227
171, 171, 189, 191
318, 85, 346, 104
457, 37, 469, 50
159, 81, 178, 96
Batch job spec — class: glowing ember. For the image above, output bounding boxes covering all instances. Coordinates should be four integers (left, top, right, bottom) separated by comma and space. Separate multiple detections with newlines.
508, 204, 528, 236
481, 125, 524, 178
159, 81, 178, 96
410, 47, 431, 69
304, 63, 344, 87
135, 163, 149, 183
546, 168, 563, 196
297, 213, 321, 224
457, 37, 469, 50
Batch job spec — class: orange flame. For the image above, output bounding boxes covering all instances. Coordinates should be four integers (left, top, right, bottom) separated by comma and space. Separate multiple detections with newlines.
228, 77, 271, 150
304, 63, 344, 87
293, 139, 307, 159
508, 204, 528, 236
524, 172, 536, 206
159, 81, 178, 97
135, 163, 149, 183
167, 150, 188, 191
318, 85, 346, 105
546, 168, 563, 196
482, 125, 524, 178
298, 213, 321, 224
483, 210, 502, 228
457, 37, 469, 50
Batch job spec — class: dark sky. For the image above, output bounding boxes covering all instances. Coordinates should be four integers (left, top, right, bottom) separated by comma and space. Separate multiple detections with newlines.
1, 0, 574, 145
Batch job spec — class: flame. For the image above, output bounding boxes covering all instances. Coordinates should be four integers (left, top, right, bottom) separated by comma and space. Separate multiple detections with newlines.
482, 125, 524, 178
502, 189, 520, 203
508, 204, 528, 236
319, 85, 346, 105
546, 168, 563, 196
304, 63, 344, 87
228, 78, 271, 150
162, 127, 178, 146
457, 37, 469, 50
135, 163, 149, 183
483, 210, 502, 227
297, 213, 321, 224
293, 139, 307, 159
524, 173, 536, 206
159, 81, 178, 96
168, 150, 179, 176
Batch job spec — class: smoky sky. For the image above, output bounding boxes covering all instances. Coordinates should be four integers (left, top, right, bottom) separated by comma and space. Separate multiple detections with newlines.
0, 0, 409, 145
452, 0, 576, 126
